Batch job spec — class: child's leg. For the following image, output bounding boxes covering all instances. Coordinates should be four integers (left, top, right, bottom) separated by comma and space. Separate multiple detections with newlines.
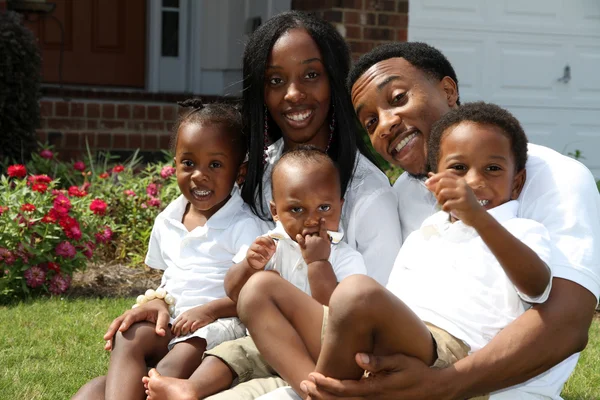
105, 321, 172, 400
155, 337, 207, 377
316, 275, 436, 379
236, 271, 326, 395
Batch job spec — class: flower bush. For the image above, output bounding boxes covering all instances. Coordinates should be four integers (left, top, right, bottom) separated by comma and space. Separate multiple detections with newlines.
0, 146, 179, 300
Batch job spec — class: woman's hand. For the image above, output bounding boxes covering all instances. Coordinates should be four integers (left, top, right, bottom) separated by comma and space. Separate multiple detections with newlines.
171, 305, 216, 337
103, 298, 171, 351
301, 353, 456, 400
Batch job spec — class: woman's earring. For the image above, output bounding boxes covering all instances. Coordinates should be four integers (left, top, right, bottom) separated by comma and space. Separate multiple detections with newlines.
263, 106, 270, 165
326, 103, 335, 153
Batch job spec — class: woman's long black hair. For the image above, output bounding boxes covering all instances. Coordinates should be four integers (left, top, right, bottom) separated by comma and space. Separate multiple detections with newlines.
241, 11, 379, 218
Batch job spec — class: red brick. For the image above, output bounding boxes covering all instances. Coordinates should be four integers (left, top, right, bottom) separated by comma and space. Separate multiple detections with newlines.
128, 121, 144, 131
378, 13, 408, 28
322, 10, 343, 22
363, 27, 393, 41
133, 105, 146, 120
55, 101, 69, 117
348, 40, 375, 54
82, 133, 96, 148
129, 133, 142, 149
113, 134, 128, 149
397, 0, 408, 13
40, 101, 53, 117
346, 26, 362, 39
71, 102, 85, 117
36, 130, 47, 143
101, 120, 126, 130
147, 105, 161, 120
96, 133, 112, 148
162, 105, 177, 121
396, 28, 407, 42
117, 104, 131, 119
87, 120, 99, 130
344, 11, 360, 24
366, 0, 395, 11
159, 134, 172, 150
65, 132, 80, 147
340, 0, 363, 8
102, 104, 115, 119
143, 122, 166, 132
47, 131, 64, 147
48, 118, 69, 130
143, 134, 158, 150
363, 12, 376, 25
87, 103, 100, 118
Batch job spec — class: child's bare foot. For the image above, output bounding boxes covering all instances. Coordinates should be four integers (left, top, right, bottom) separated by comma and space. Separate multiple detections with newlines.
143, 368, 200, 400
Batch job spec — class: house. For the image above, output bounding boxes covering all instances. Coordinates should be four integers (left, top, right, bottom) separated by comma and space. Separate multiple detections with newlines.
4, 0, 599, 178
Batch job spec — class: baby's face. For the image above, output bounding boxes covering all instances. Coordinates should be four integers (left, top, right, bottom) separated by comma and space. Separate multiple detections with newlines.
270, 161, 343, 241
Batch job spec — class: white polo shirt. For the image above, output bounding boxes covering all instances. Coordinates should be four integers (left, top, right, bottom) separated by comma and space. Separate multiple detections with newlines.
387, 200, 553, 352
259, 221, 367, 295
145, 188, 264, 319
260, 139, 401, 285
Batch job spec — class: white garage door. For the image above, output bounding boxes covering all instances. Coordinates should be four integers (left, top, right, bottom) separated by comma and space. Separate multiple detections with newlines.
409, 0, 600, 178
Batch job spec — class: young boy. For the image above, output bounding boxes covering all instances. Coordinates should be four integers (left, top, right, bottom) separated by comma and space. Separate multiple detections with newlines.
143, 146, 367, 400
231, 102, 554, 398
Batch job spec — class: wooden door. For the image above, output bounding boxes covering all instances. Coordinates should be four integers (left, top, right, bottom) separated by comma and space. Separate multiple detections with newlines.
25, 0, 146, 87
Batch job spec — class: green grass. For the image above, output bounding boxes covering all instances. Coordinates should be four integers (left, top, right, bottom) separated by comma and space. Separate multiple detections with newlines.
0, 298, 598, 399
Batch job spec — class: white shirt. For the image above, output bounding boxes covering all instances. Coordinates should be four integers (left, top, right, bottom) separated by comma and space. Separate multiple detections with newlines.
387, 200, 552, 352
260, 221, 367, 295
260, 139, 401, 285
145, 188, 264, 319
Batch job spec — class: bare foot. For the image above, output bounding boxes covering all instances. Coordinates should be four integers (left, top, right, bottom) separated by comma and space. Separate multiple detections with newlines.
144, 368, 200, 400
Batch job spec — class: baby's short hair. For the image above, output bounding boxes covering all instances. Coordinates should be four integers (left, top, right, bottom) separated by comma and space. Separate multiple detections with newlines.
428, 102, 528, 173
271, 145, 341, 196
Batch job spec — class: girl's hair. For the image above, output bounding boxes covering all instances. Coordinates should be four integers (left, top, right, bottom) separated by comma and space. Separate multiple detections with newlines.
240, 10, 379, 218
170, 98, 246, 159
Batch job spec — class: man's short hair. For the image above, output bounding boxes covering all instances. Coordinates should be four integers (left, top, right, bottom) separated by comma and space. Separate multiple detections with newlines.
347, 42, 461, 105
427, 102, 528, 173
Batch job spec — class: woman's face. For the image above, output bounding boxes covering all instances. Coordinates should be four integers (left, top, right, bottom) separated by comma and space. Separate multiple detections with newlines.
264, 28, 331, 150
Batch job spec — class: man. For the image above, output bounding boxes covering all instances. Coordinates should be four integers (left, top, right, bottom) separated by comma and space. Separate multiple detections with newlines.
299, 42, 600, 399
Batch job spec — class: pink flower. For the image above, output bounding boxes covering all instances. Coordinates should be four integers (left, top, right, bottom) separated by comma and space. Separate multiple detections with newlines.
160, 166, 176, 179
0, 205, 8, 215
68, 186, 87, 197
55, 241, 76, 259
0, 248, 16, 265
7, 164, 27, 178
24, 266, 46, 288
32, 183, 48, 193
95, 226, 113, 244
146, 183, 158, 197
123, 189, 136, 197
81, 242, 95, 259
40, 149, 54, 159
147, 197, 161, 208
73, 161, 86, 171
28, 174, 52, 185
53, 194, 71, 213
90, 198, 108, 215
140, 203, 148, 209
113, 165, 125, 173
20, 203, 36, 212
60, 216, 82, 240
99, 172, 109, 179
48, 273, 71, 295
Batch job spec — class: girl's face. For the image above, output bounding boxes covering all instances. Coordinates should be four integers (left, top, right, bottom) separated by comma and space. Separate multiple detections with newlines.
264, 28, 331, 150
174, 122, 244, 222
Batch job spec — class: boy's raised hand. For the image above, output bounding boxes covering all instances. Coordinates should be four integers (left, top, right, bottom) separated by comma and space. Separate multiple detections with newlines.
246, 236, 276, 270
425, 171, 486, 227
171, 304, 215, 337
297, 218, 331, 265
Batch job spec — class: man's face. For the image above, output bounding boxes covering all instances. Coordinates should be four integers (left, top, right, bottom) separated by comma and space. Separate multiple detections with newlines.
351, 58, 458, 176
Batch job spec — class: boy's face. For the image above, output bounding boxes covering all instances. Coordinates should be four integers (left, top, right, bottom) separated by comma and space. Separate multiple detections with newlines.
270, 161, 343, 241
437, 121, 525, 211
175, 122, 244, 220
351, 57, 458, 177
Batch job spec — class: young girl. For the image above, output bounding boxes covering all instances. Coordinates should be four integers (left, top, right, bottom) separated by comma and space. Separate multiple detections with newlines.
72, 99, 263, 400
236, 102, 554, 398
143, 146, 367, 400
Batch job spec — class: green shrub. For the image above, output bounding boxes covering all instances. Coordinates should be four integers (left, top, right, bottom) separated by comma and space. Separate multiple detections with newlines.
0, 11, 41, 165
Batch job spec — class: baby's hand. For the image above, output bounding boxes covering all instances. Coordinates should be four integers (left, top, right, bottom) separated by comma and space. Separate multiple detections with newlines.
171, 305, 215, 337
297, 218, 331, 265
246, 236, 276, 270
425, 171, 486, 227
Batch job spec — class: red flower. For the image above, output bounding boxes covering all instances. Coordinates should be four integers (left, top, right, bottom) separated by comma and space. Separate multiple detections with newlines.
112, 165, 125, 173
147, 197, 161, 208
90, 198, 108, 215
20, 203, 36, 212
146, 183, 158, 197
41, 211, 58, 224
55, 241, 76, 259
28, 174, 52, 186
68, 186, 87, 197
40, 149, 54, 159
160, 166, 176, 179
81, 242, 95, 259
0, 206, 8, 215
7, 164, 27, 178
95, 226, 113, 244
73, 161, 86, 171
32, 183, 48, 193
47, 262, 61, 272
59, 215, 82, 240
99, 172, 109, 179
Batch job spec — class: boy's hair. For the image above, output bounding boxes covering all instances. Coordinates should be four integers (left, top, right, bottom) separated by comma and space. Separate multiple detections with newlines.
427, 102, 528, 173
241, 11, 378, 218
171, 98, 246, 160
347, 42, 461, 105
271, 145, 341, 197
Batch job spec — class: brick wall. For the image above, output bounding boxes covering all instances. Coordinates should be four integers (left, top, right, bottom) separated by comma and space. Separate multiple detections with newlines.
37, 98, 178, 161
292, 0, 408, 59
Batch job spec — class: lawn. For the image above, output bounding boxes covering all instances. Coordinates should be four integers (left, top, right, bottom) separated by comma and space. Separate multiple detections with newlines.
0, 298, 598, 399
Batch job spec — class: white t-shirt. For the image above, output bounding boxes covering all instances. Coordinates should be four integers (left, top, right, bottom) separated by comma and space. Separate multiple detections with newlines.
145, 188, 264, 319
258, 221, 367, 296
260, 139, 401, 285
387, 200, 552, 352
